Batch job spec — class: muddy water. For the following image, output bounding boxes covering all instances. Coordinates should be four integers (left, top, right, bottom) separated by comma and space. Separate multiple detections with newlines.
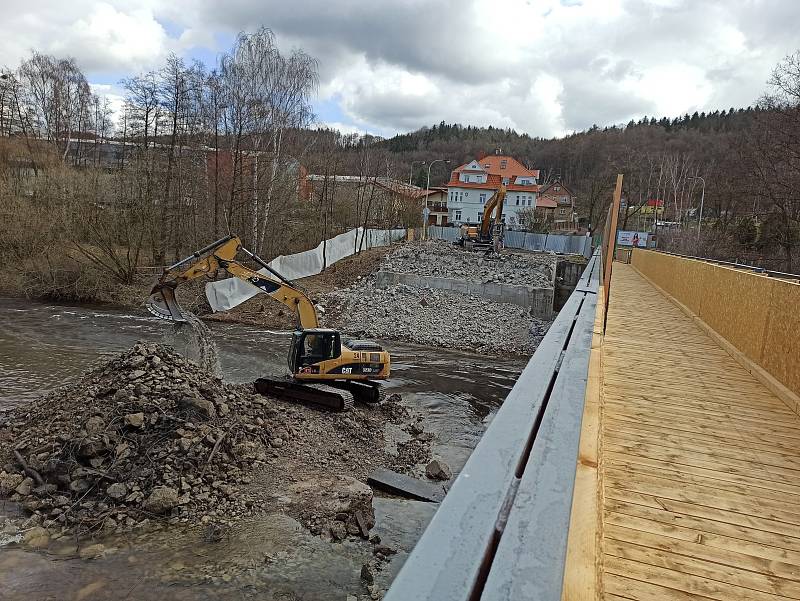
0, 297, 525, 600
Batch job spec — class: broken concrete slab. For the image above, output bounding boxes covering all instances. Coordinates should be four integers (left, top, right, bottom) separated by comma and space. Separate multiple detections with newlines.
367, 468, 445, 503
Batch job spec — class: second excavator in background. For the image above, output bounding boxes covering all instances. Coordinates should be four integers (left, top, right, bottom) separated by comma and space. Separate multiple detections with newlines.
146, 234, 390, 412
454, 184, 507, 252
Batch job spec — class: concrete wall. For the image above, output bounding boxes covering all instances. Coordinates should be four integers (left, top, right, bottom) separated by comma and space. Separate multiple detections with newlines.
631, 249, 800, 406
554, 258, 587, 310
375, 271, 554, 318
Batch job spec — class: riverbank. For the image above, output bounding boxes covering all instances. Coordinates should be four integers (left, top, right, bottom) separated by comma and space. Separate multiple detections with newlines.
2, 241, 557, 357
0, 297, 525, 600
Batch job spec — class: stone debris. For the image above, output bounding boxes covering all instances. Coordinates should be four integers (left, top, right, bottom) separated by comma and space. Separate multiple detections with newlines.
425, 459, 452, 481
325, 281, 550, 355
381, 240, 556, 287
0, 342, 431, 541
322, 241, 554, 355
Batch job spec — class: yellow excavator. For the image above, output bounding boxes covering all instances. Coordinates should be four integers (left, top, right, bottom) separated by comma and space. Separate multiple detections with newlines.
455, 185, 507, 252
146, 234, 390, 412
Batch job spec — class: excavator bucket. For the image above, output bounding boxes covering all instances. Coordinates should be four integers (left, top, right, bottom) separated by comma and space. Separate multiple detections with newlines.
146, 284, 187, 322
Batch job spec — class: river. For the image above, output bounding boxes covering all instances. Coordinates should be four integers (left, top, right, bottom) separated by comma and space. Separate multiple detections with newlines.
0, 297, 526, 600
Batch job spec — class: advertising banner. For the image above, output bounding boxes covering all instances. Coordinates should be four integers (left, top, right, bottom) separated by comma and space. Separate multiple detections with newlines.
617, 230, 649, 247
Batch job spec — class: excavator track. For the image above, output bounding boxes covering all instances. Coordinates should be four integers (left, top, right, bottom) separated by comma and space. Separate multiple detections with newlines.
253, 378, 355, 412
328, 380, 384, 405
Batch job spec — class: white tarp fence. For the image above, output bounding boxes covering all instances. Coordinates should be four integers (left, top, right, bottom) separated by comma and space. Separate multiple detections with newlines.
205, 227, 406, 312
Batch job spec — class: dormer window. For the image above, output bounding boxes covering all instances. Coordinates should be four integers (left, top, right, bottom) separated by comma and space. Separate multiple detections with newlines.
500, 160, 507, 169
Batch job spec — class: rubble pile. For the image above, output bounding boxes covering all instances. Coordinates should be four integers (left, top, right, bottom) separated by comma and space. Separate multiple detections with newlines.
381, 241, 556, 287
324, 281, 550, 355
0, 343, 268, 536
320, 241, 554, 355
0, 343, 430, 540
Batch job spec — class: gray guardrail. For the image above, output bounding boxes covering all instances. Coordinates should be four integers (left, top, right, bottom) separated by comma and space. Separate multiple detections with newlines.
384, 249, 601, 601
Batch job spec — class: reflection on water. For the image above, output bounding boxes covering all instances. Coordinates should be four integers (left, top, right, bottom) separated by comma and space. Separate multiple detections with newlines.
0, 297, 526, 599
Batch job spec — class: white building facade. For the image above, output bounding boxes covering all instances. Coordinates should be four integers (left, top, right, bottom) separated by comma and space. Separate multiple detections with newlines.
445, 154, 539, 228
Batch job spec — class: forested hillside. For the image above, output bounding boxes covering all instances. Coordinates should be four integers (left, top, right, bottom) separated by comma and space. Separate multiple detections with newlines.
373, 76, 798, 273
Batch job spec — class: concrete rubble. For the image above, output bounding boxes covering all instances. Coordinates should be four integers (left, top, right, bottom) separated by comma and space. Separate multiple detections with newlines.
0, 342, 432, 543
381, 240, 556, 288
322, 242, 555, 355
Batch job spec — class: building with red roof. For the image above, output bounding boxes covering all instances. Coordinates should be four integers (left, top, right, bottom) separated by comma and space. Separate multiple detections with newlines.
446, 150, 539, 227
538, 179, 577, 232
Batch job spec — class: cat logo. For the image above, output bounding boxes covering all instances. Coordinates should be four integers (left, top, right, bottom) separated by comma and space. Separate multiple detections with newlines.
342, 367, 352, 374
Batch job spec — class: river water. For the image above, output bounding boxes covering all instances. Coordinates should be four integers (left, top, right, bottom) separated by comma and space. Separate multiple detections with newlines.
0, 297, 526, 600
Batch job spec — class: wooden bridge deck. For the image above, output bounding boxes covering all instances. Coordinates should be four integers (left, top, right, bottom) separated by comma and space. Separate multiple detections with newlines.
599, 263, 800, 600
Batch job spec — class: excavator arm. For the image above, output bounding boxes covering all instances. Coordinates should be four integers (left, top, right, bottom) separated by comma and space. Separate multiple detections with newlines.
479, 185, 507, 239
146, 234, 319, 328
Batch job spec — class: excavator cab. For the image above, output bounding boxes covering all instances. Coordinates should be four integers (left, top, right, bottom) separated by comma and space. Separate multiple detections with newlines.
289, 329, 342, 373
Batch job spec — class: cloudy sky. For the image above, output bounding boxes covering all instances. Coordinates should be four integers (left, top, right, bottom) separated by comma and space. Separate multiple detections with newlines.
2, 0, 798, 138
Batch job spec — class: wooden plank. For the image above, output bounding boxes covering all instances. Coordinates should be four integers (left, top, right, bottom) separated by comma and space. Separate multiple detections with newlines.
605, 413, 800, 455
561, 286, 604, 601
603, 555, 791, 601
604, 433, 800, 477
604, 537, 800, 598
605, 453, 800, 498
604, 499, 800, 555
604, 517, 800, 578
605, 421, 800, 462
604, 575, 719, 601
603, 523, 800, 584
605, 461, 800, 505
603, 441, 800, 486
605, 488, 800, 540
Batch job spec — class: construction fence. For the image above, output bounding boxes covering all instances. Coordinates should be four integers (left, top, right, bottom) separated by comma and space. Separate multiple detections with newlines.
427, 226, 592, 258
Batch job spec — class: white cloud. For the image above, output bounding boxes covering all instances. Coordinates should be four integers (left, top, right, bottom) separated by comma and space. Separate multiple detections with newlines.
0, 1, 174, 74
1, 0, 799, 138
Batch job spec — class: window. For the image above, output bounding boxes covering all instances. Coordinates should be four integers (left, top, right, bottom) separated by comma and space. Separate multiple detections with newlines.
554, 186, 561, 191
455, 210, 462, 221
478, 212, 483, 222
480, 193, 486, 204
500, 160, 507, 169
560, 208, 567, 215
528, 197, 532, 206
515, 195, 520, 206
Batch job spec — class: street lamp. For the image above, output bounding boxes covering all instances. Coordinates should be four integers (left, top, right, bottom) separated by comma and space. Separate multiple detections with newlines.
409, 160, 426, 186
688, 176, 705, 244
425, 159, 451, 197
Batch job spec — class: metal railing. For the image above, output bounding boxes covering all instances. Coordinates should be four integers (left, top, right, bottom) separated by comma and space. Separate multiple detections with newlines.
384, 250, 601, 601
